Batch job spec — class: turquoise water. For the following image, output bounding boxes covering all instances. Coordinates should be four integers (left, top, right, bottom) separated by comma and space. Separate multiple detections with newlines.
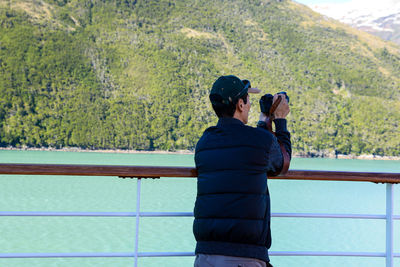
0, 150, 400, 267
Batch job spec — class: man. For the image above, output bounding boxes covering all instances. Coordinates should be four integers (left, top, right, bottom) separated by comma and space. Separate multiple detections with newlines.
193, 75, 291, 267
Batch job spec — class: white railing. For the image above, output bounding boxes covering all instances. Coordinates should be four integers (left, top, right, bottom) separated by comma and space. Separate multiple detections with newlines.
0, 164, 399, 267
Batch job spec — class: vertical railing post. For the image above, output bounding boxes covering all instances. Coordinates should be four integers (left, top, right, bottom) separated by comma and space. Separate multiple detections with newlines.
135, 178, 142, 267
386, 183, 394, 267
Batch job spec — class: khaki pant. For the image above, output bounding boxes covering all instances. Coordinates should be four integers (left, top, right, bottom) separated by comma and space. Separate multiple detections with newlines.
194, 254, 271, 267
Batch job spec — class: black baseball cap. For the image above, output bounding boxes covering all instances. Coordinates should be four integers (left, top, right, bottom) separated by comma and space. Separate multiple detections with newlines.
210, 75, 260, 105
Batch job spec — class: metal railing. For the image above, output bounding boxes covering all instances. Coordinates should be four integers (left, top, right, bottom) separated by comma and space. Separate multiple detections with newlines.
0, 163, 399, 266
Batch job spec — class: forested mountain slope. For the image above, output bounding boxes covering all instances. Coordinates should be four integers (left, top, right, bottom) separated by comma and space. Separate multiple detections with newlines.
1, 0, 399, 156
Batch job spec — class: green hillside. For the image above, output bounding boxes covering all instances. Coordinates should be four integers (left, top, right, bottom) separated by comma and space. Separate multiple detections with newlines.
0, 0, 399, 156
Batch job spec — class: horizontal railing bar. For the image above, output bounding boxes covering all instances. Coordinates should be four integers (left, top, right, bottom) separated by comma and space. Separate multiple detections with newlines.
283, 170, 400, 183
139, 212, 193, 217
1, 211, 399, 220
138, 252, 195, 257
0, 164, 399, 183
272, 213, 397, 219
1, 252, 399, 258
0, 164, 195, 178
269, 251, 390, 257
0, 211, 193, 217
0, 252, 135, 258
0, 211, 136, 217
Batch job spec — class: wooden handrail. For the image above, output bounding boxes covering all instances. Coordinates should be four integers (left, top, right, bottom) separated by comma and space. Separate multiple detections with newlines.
0, 163, 399, 183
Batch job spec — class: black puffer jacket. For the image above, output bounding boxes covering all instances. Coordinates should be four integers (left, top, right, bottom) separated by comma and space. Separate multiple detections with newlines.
193, 117, 291, 263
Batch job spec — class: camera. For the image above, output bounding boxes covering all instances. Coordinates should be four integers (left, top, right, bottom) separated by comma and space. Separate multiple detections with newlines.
259, 92, 289, 116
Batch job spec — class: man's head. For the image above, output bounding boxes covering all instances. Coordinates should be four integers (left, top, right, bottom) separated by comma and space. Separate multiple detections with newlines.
209, 75, 260, 124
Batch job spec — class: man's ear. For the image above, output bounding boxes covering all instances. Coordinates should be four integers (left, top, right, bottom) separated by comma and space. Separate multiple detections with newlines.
237, 98, 244, 112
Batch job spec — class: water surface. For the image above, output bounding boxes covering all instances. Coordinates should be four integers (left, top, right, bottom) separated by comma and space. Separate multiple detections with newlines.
0, 150, 399, 267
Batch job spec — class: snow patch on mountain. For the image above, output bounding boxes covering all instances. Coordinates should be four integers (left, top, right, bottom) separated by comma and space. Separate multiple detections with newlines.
307, 0, 400, 43
310, 1, 400, 29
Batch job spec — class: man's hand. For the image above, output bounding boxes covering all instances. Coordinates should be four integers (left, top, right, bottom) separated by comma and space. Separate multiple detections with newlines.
273, 93, 290, 119
259, 112, 268, 122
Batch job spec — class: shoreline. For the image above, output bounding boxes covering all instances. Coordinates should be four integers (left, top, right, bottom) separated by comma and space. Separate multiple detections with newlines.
1, 147, 399, 160
0, 146, 194, 155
